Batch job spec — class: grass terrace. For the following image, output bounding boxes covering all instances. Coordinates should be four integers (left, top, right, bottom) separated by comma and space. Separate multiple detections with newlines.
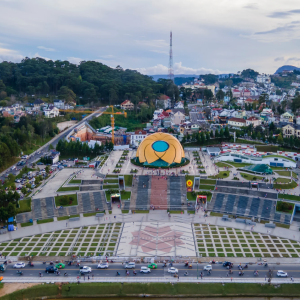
278, 194, 300, 202
208, 171, 230, 179
69, 179, 81, 184
240, 172, 265, 181
120, 190, 131, 200
57, 186, 80, 192
17, 198, 31, 213
55, 194, 78, 207
124, 175, 133, 187
215, 162, 232, 168
274, 180, 298, 189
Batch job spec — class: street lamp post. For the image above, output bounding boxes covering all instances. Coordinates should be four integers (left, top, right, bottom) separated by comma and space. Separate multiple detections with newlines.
197, 254, 199, 279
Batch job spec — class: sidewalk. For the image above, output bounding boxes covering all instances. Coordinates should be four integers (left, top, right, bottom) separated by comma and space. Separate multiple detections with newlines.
2, 276, 299, 284
2, 210, 300, 243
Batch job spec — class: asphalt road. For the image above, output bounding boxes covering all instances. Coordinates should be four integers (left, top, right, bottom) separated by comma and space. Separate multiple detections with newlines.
0, 108, 105, 182
3, 262, 299, 279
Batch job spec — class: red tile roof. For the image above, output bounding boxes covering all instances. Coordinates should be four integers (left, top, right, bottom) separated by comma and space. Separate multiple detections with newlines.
121, 100, 133, 105
158, 95, 170, 100
229, 117, 246, 123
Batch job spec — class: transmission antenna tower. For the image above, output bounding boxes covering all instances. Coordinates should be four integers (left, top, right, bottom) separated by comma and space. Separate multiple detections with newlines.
168, 31, 174, 83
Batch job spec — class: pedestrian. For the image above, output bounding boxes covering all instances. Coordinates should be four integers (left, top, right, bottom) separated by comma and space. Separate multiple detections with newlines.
92, 273, 94, 279
291, 276, 294, 282
88, 275, 90, 280
66, 222, 67, 227
265, 275, 266, 281
231, 277, 232, 282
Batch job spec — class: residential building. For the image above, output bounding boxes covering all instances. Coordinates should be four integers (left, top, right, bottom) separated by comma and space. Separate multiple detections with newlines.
156, 95, 171, 109
171, 110, 185, 125
246, 116, 261, 127
33, 98, 44, 108
256, 74, 271, 84
163, 117, 171, 128
120, 100, 134, 110
153, 109, 163, 120
87, 140, 101, 148
43, 106, 59, 118
53, 99, 65, 109
228, 117, 246, 128
280, 112, 294, 123
131, 130, 148, 147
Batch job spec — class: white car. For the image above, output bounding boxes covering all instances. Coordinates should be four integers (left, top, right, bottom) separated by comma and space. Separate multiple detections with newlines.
168, 267, 178, 274
97, 263, 109, 269
13, 262, 25, 268
277, 270, 288, 277
80, 266, 92, 273
204, 265, 212, 271
140, 266, 151, 273
21, 155, 28, 159
15, 179, 21, 183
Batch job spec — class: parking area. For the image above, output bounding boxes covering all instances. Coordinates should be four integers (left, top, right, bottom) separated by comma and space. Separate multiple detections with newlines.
0, 223, 122, 257
194, 224, 300, 258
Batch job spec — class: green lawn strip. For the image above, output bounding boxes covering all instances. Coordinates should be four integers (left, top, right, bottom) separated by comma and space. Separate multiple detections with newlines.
278, 194, 300, 201
169, 211, 184, 214
133, 210, 149, 213
199, 184, 215, 190
187, 192, 196, 201
274, 180, 297, 189
83, 212, 102, 217
240, 172, 265, 181
13, 282, 300, 299
104, 179, 118, 183
275, 171, 291, 177
120, 190, 131, 200
274, 223, 290, 229
105, 175, 118, 178
57, 214, 80, 221
37, 218, 53, 224
69, 179, 82, 184
208, 171, 230, 179
57, 186, 80, 192
124, 175, 133, 187
103, 184, 119, 189
17, 198, 31, 213
55, 194, 78, 207
215, 162, 232, 168
256, 145, 278, 152
200, 179, 216, 185
122, 210, 129, 213
223, 162, 252, 168
274, 177, 292, 183
20, 222, 33, 227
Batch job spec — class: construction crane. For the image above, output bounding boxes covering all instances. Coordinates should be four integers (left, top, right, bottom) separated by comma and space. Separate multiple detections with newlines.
59, 109, 97, 114
101, 105, 127, 144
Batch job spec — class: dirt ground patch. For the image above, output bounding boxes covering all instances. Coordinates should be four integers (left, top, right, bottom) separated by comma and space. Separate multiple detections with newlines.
0, 283, 39, 297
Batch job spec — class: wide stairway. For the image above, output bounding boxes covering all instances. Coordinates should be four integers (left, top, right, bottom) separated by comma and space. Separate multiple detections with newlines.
209, 193, 291, 224
150, 176, 168, 209
134, 175, 151, 210
169, 176, 187, 211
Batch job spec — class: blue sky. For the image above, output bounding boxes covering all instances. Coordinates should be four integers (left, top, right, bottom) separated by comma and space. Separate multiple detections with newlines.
1, 0, 300, 75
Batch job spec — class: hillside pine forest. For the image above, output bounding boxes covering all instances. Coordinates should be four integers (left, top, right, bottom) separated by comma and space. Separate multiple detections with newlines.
0, 57, 179, 105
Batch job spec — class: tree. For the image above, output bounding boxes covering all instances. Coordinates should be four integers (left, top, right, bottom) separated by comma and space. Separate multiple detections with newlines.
204, 89, 213, 101
45, 166, 50, 173
241, 69, 259, 79
210, 130, 214, 138
277, 133, 284, 145
224, 126, 230, 139
58, 86, 76, 103
216, 89, 225, 101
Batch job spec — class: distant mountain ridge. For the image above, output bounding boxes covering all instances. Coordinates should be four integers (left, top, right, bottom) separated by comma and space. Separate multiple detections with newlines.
150, 74, 231, 81
274, 65, 300, 74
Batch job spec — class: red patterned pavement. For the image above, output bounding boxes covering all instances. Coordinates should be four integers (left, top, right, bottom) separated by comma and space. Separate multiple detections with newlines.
150, 176, 168, 209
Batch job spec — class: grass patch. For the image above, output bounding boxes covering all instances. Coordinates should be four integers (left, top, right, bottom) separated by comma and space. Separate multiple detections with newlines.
276, 171, 291, 177
37, 218, 53, 224
240, 172, 264, 181
20, 222, 33, 227
208, 171, 230, 179
274, 177, 292, 183
83, 212, 102, 217
17, 198, 31, 213
199, 185, 215, 190
278, 194, 300, 201
274, 180, 297, 190
69, 179, 81, 184
120, 190, 131, 200
209, 212, 223, 217
57, 186, 80, 192
222, 162, 252, 168
215, 162, 232, 168
103, 184, 119, 189
200, 179, 216, 185
55, 194, 78, 207
104, 179, 118, 183
124, 175, 133, 187
57, 214, 80, 221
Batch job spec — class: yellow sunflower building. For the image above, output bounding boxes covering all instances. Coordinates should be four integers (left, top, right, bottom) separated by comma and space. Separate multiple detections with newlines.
134, 132, 187, 167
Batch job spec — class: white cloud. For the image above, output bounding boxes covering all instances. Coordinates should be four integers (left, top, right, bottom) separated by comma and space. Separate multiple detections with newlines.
67, 57, 84, 65
32, 52, 51, 61
274, 57, 285, 61
0, 47, 23, 62
37, 46, 56, 52
136, 62, 225, 75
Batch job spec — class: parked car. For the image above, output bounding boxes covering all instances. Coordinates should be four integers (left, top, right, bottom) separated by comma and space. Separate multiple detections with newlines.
277, 270, 288, 277
80, 266, 92, 274
168, 267, 178, 274
13, 262, 25, 268
21, 155, 28, 159
15, 179, 21, 183
124, 262, 135, 269
45, 266, 58, 273
37, 162, 44, 165
140, 266, 151, 273
97, 263, 109, 269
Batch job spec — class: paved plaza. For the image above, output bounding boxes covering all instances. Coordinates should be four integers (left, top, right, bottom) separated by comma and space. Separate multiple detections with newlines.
0, 223, 122, 257
117, 222, 196, 257
194, 223, 300, 258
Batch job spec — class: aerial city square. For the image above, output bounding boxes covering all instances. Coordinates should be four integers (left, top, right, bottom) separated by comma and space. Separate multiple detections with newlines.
0, 0, 300, 299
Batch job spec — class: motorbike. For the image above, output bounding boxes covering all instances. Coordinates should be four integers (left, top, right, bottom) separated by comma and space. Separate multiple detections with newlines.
184, 272, 189, 276
64, 273, 68, 277
28, 262, 34, 267
133, 271, 137, 276
16, 271, 23, 276
254, 272, 259, 277
116, 272, 120, 276
264, 263, 268, 267
238, 272, 244, 276
244, 264, 248, 269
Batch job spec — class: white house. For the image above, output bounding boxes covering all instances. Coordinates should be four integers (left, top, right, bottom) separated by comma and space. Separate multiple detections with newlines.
53, 99, 65, 109
171, 111, 185, 125
228, 117, 246, 128
43, 106, 59, 118
153, 109, 164, 120
87, 140, 101, 148
256, 74, 271, 84
246, 116, 261, 127
131, 130, 147, 147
